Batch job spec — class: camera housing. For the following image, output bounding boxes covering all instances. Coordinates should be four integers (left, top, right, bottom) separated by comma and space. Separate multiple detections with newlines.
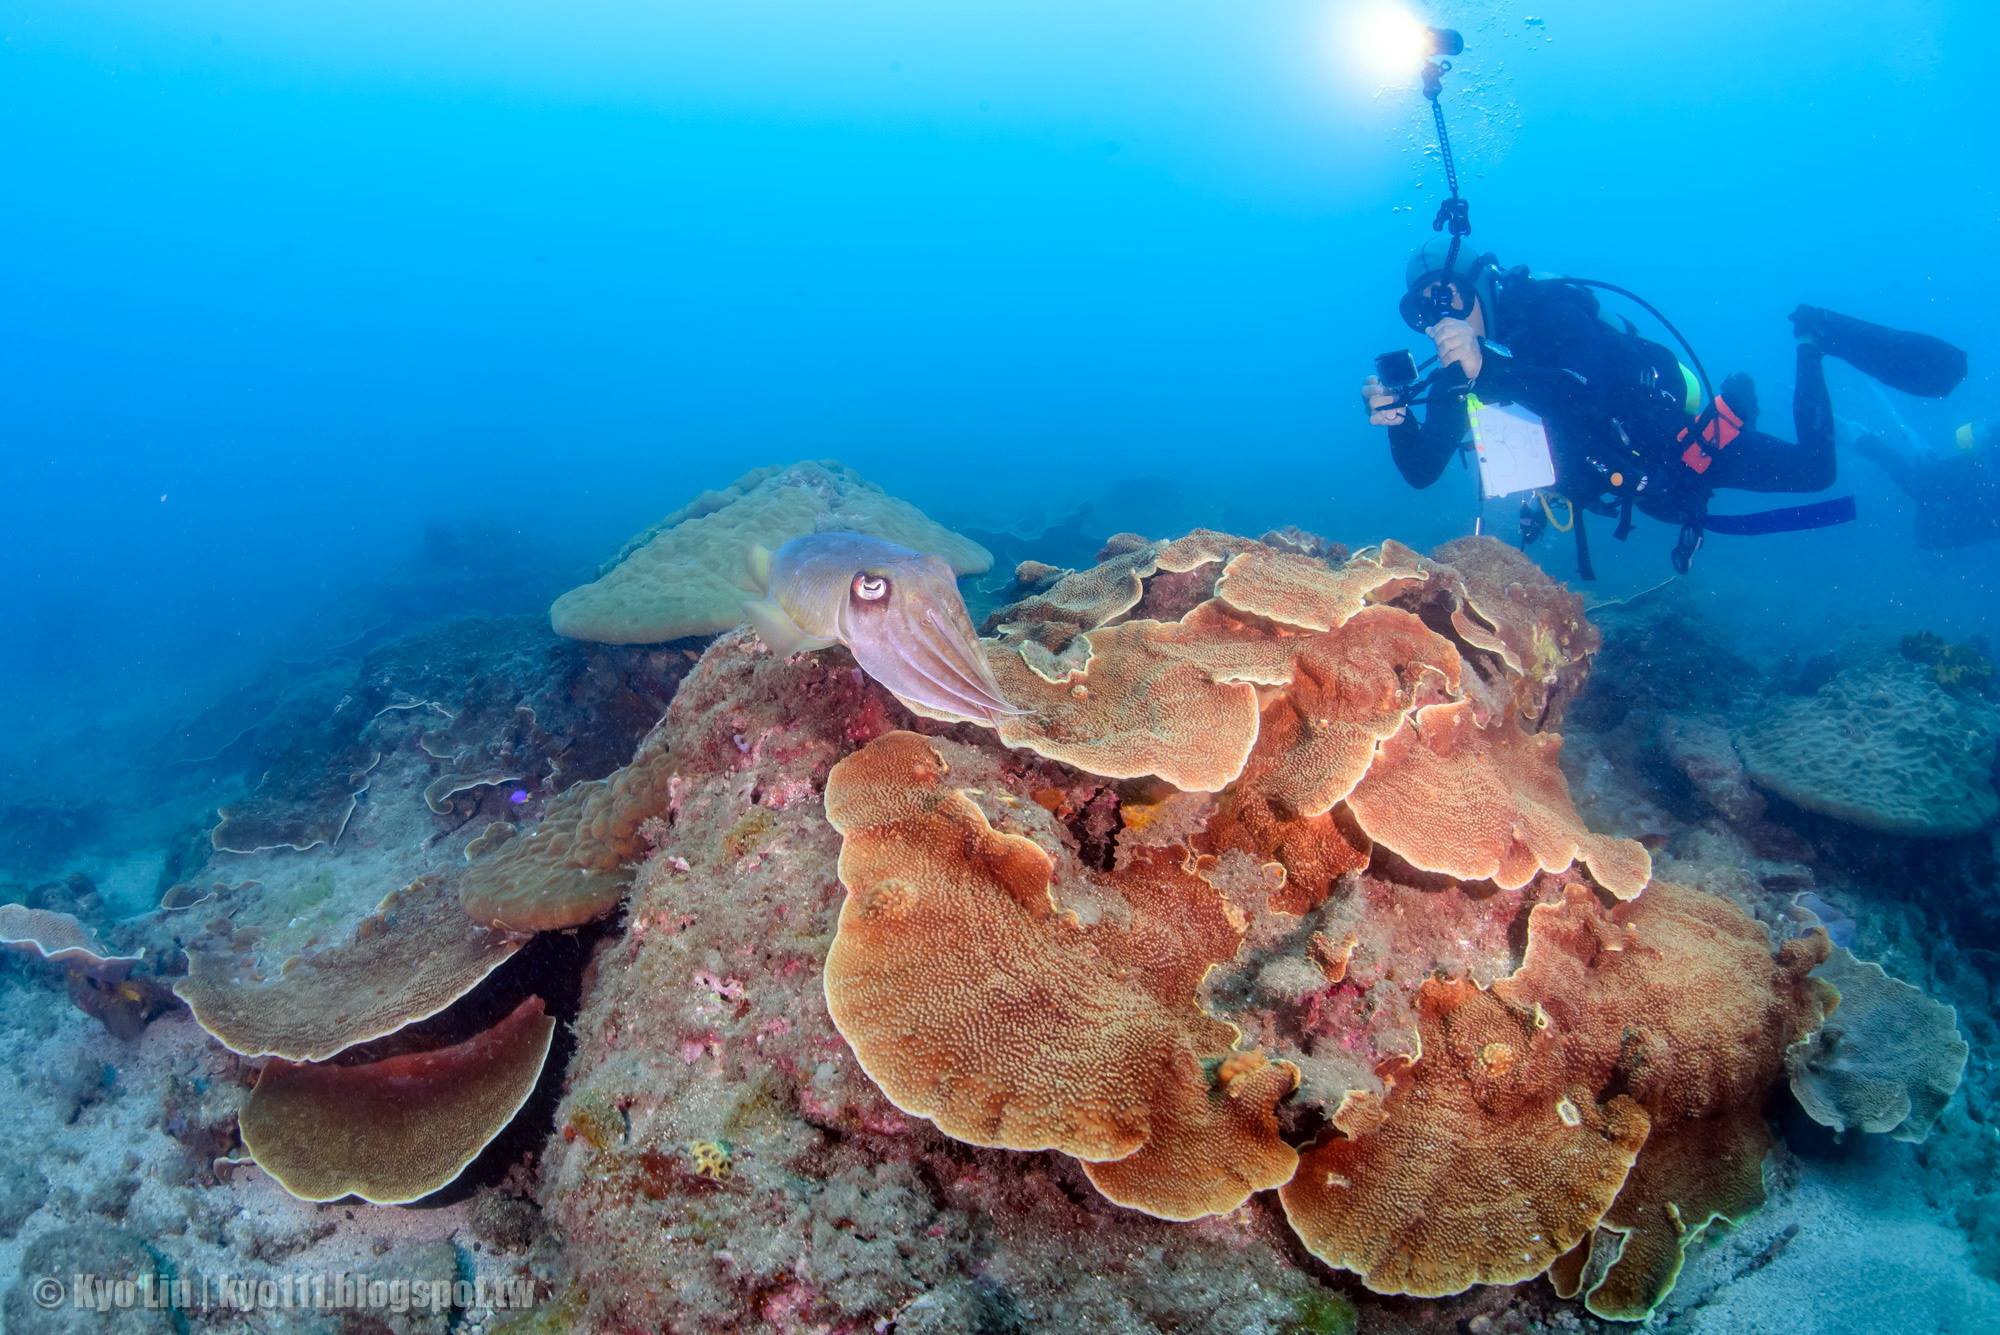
1375, 350, 1420, 389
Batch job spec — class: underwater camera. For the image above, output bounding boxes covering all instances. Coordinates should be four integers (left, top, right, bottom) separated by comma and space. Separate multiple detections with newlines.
1367, 347, 1469, 416
1375, 349, 1421, 393
1367, 348, 1432, 415
1368, 349, 1426, 415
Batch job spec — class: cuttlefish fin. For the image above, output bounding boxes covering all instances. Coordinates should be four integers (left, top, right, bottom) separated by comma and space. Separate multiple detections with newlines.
743, 599, 833, 657
744, 543, 774, 593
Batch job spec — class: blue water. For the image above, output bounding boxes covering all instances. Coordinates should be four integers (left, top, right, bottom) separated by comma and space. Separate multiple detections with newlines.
0, 1, 1995, 1324
5, 0, 1992, 753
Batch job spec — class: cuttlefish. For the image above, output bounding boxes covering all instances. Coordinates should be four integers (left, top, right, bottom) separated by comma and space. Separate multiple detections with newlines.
743, 531, 1022, 726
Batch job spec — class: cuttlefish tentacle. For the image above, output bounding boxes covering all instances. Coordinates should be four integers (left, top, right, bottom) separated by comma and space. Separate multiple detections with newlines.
744, 531, 1023, 727
856, 617, 1012, 724
897, 606, 1019, 713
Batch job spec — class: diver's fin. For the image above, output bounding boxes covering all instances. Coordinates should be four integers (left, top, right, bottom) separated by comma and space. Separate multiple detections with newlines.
745, 543, 774, 593
1792, 305, 1967, 398
743, 599, 831, 657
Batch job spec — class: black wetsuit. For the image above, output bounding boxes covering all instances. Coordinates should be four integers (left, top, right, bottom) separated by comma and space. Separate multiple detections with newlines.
1388, 274, 1837, 529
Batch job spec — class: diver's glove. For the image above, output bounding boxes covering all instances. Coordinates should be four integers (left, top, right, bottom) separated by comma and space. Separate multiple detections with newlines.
1671, 523, 1703, 575
1427, 318, 1484, 383
1518, 495, 1548, 547
1361, 375, 1408, 427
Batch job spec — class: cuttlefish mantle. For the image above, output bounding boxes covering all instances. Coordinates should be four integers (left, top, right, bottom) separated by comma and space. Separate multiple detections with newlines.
743, 531, 1022, 727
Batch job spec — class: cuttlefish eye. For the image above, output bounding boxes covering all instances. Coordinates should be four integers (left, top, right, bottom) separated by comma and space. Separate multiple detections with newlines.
851, 572, 891, 602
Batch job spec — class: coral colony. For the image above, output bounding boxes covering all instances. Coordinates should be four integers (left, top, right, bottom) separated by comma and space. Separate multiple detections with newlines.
2, 463, 1980, 1330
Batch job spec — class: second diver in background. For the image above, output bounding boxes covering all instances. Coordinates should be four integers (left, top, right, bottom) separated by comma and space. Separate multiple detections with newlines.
1855, 419, 1999, 550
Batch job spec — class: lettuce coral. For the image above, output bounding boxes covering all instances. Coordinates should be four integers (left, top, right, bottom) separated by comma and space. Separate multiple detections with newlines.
1280, 969, 1652, 1297
1283, 881, 1830, 1314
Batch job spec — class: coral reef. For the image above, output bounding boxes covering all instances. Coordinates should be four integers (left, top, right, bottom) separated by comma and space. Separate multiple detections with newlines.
533, 529, 1899, 1327
1282, 966, 1652, 1299
0, 995, 556, 1335
1561, 597, 2000, 1307
10, 499, 1996, 1332
458, 741, 678, 932
542, 627, 1353, 1332
1281, 880, 1832, 1317
1787, 945, 1969, 1142
1432, 534, 1600, 725
551, 461, 993, 644
824, 731, 1298, 1220
1491, 883, 1833, 1320
108, 610, 685, 1219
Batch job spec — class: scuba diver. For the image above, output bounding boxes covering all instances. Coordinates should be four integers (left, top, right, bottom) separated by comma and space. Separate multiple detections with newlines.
1855, 419, 2000, 549
1361, 238, 1970, 574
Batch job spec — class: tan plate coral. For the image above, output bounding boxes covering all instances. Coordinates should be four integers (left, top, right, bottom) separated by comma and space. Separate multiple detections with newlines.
1786, 945, 1969, 1143
176, 873, 524, 1062
551, 461, 992, 644
459, 739, 677, 932
0, 903, 143, 978
813, 531, 1878, 1321
824, 731, 1299, 1221
240, 995, 557, 1204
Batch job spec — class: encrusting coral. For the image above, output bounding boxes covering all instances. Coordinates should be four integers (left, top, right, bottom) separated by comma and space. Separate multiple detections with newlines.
1786, 944, 1970, 1143
239, 995, 557, 1204
1735, 651, 2000, 837
550, 461, 993, 644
